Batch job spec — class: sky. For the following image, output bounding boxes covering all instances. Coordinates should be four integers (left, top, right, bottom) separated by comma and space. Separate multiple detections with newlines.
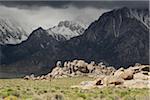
0, 1, 149, 33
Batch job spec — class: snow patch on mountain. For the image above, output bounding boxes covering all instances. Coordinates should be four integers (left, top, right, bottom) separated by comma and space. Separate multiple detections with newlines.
0, 17, 30, 45
47, 20, 86, 40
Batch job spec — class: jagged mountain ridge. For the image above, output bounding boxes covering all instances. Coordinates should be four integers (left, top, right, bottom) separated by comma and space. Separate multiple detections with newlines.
0, 7, 149, 77
47, 20, 85, 41
60, 7, 149, 67
0, 27, 59, 65
0, 20, 86, 67
84, 7, 149, 41
0, 27, 60, 78
0, 19, 86, 44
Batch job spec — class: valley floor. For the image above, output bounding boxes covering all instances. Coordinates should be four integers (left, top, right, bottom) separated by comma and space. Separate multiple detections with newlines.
0, 77, 149, 100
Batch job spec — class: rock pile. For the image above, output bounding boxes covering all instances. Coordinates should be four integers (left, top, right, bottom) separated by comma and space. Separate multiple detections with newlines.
23, 60, 115, 80
49, 60, 115, 78
23, 61, 149, 89
72, 64, 150, 89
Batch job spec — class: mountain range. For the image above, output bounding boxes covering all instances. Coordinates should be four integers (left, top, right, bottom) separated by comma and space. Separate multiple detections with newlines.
0, 7, 149, 78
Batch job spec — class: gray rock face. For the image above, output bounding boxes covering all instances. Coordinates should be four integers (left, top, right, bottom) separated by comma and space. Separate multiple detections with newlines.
60, 7, 149, 67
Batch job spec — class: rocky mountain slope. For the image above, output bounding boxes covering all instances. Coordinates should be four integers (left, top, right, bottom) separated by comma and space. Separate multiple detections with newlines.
0, 17, 29, 45
0, 27, 58, 65
60, 7, 149, 67
0, 27, 60, 78
0, 7, 149, 77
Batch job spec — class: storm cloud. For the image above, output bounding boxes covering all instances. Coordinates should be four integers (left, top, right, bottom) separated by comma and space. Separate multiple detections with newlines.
0, 4, 109, 34
0, 1, 148, 34
0, 1, 148, 9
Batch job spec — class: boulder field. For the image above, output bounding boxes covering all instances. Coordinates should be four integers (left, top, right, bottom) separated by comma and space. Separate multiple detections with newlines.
71, 64, 150, 89
24, 60, 115, 80
24, 60, 150, 89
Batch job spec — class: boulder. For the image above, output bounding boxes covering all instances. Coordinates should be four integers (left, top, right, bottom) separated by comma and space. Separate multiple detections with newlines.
78, 66, 89, 73
90, 61, 95, 66
94, 75, 106, 85
67, 61, 72, 68
140, 65, 150, 72
141, 71, 149, 75
127, 66, 140, 74
50, 67, 63, 77
76, 60, 87, 68
87, 64, 95, 73
129, 65, 150, 73
24, 75, 30, 80
93, 67, 102, 75
107, 67, 115, 71
114, 69, 124, 77
135, 63, 142, 66
121, 69, 134, 80
63, 62, 68, 67
101, 65, 107, 69
56, 61, 62, 67
36, 76, 40, 80
72, 60, 78, 64
98, 62, 104, 66
134, 73, 149, 80
40, 75, 46, 80
103, 76, 124, 86
30, 74, 36, 80
73, 66, 78, 72
114, 68, 134, 80
47, 73, 52, 77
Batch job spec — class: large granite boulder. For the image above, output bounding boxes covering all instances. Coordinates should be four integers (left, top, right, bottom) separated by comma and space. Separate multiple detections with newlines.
103, 76, 124, 86
114, 68, 134, 80
134, 72, 149, 80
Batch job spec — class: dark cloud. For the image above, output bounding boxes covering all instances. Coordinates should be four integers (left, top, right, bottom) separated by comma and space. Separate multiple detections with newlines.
0, 1, 149, 9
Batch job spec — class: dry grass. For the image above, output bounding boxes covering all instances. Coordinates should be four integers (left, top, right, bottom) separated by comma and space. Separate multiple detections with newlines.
0, 76, 149, 100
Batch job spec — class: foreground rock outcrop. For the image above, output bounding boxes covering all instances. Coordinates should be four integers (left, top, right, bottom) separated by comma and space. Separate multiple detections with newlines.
71, 64, 150, 89
23, 60, 149, 89
49, 60, 116, 78
24, 60, 116, 80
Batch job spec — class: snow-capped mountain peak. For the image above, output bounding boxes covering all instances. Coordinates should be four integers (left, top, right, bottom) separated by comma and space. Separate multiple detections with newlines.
47, 20, 86, 40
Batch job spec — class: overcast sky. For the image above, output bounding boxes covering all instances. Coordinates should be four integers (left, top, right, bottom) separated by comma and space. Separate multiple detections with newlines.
0, 1, 148, 33
0, 1, 149, 9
